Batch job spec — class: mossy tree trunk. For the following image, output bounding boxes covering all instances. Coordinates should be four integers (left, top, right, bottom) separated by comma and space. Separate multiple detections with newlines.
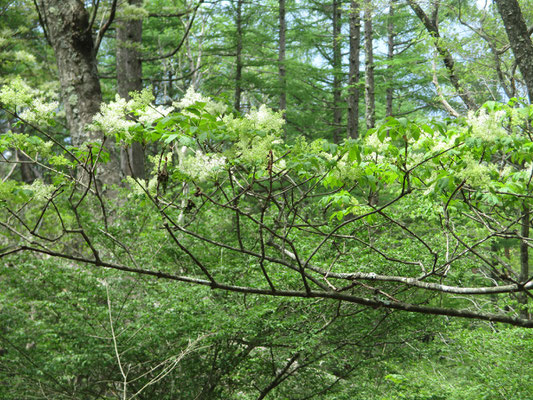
38, 0, 120, 186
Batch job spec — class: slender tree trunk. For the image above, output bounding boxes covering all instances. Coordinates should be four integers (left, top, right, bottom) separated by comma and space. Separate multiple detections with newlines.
494, 0, 533, 102
519, 204, 530, 318
18, 150, 37, 184
332, 0, 342, 143
185, 15, 206, 91
37, 0, 120, 185
234, 0, 243, 112
494, 0, 532, 318
347, 0, 361, 139
278, 0, 287, 114
386, 0, 395, 117
364, 0, 375, 130
407, 0, 477, 110
8, 121, 37, 183
117, 0, 145, 179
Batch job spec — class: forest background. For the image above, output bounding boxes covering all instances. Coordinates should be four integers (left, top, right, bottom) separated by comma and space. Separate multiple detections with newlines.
1, 0, 533, 398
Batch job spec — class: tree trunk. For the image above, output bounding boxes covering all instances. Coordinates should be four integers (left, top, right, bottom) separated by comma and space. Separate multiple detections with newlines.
407, 0, 477, 110
494, 0, 533, 102
278, 0, 287, 114
234, 0, 243, 112
8, 121, 37, 183
364, 0, 375, 130
519, 204, 530, 318
347, 0, 361, 139
332, 0, 342, 143
37, 0, 120, 185
386, 0, 395, 117
39, 0, 101, 145
117, 0, 145, 179
494, 0, 533, 318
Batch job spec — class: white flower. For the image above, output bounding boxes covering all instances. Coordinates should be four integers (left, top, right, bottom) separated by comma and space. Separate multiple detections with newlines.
179, 151, 226, 182
13, 50, 36, 64
89, 95, 135, 137
0, 77, 36, 108
19, 98, 58, 126
175, 87, 206, 108
0, 78, 59, 126
246, 105, 284, 133
467, 108, 507, 142
457, 153, 496, 188
25, 179, 54, 202
273, 158, 286, 172
137, 105, 173, 126
407, 152, 426, 169
499, 165, 514, 180
174, 87, 227, 115
364, 131, 390, 150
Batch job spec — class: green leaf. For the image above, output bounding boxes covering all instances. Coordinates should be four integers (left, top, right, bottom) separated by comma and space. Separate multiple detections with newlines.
163, 133, 179, 143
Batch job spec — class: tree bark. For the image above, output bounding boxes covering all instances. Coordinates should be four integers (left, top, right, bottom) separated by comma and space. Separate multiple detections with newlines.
386, 0, 395, 117
494, 0, 533, 102
39, 0, 101, 145
494, 0, 533, 317
519, 204, 530, 318
234, 0, 244, 112
347, 0, 361, 139
407, 0, 477, 110
117, 0, 145, 179
278, 0, 287, 114
364, 0, 375, 130
37, 0, 120, 185
332, 0, 342, 143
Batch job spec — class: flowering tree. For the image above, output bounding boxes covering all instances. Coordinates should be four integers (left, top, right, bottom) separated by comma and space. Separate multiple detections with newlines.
1, 85, 532, 328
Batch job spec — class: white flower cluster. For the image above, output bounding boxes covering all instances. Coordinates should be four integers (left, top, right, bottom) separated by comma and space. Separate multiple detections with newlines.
137, 105, 173, 126
0, 78, 58, 126
467, 108, 507, 142
245, 104, 285, 133
13, 50, 36, 64
237, 134, 277, 165
407, 132, 459, 169
362, 132, 392, 164
179, 151, 226, 182
221, 104, 285, 165
174, 87, 227, 115
0, 77, 38, 108
90, 90, 173, 139
457, 153, 496, 188
364, 131, 391, 150
328, 154, 362, 183
90, 95, 136, 137
430, 135, 458, 153
406, 151, 427, 169
25, 179, 55, 202
19, 98, 58, 125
